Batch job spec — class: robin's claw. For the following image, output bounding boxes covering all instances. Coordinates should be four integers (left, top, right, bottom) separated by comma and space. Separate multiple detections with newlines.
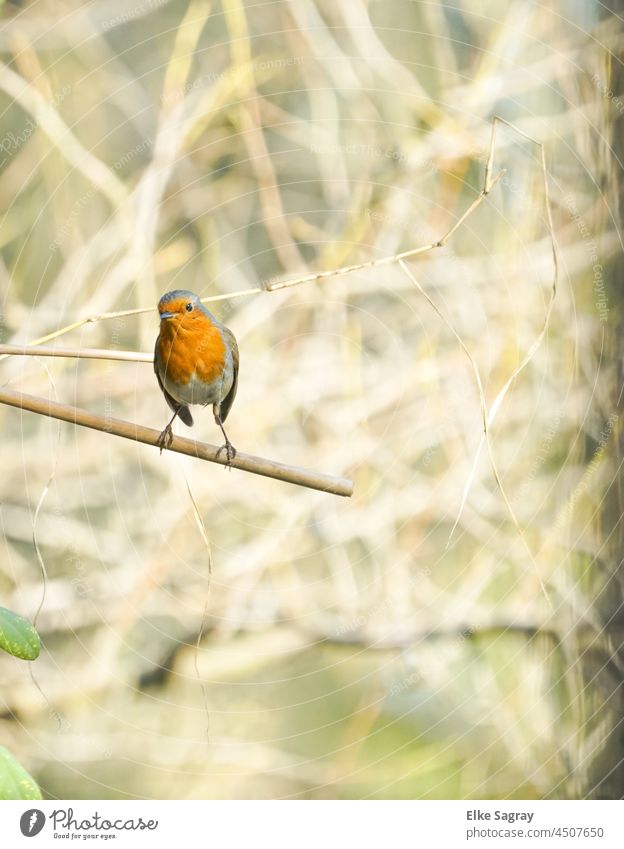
157, 423, 174, 454
217, 440, 237, 468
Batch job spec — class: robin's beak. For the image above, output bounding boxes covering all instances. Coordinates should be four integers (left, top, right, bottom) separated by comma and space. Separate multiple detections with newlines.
159, 311, 175, 320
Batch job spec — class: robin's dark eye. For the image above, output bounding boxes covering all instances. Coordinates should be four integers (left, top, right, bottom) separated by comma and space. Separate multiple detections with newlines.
185, 302, 193, 312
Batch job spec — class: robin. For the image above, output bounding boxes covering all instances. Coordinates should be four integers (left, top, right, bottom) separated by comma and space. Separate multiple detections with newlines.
154, 289, 239, 462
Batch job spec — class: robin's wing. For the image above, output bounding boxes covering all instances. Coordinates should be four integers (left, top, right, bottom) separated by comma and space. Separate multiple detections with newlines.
219, 326, 239, 423
154, 337, 194, 427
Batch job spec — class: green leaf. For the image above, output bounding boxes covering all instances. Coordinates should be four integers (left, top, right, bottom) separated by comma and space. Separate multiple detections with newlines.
0, 606, 40, 660
0, 746, 42, 800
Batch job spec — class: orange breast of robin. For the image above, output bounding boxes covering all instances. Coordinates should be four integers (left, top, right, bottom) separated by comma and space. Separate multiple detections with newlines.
158, 318, 226, 385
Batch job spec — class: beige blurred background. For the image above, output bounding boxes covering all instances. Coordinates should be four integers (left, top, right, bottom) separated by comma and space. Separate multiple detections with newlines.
0, 0, 623, 799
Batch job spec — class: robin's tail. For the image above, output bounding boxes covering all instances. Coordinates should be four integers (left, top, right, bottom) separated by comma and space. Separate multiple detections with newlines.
178, 405, 193, 427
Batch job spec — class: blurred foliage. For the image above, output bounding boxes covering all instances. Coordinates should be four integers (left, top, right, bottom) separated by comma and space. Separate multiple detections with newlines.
0, 606, 40, 660
0, 745, 41, 800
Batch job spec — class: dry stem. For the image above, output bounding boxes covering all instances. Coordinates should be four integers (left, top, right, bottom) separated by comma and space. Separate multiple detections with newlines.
0, 388, 353, 498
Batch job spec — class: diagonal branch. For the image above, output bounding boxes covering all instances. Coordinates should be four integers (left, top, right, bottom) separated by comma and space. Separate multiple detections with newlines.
0, 388, 353, 498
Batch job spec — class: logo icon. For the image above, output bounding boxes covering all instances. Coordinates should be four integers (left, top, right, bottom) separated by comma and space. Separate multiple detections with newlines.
20, 809, 46, 837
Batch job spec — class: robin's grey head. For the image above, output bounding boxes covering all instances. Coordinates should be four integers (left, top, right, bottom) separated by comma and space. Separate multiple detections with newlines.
157, 290, 201, 321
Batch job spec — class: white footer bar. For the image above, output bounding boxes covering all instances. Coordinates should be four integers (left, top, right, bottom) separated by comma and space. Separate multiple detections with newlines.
1, 800, 622, 848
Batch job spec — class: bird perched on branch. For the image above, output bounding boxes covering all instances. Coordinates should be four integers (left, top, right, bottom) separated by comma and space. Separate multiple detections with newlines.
154, 289, 239, 462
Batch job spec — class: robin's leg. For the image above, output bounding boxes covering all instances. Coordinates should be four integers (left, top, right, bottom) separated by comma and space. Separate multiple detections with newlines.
157, 409, 179, 453
214, 406, 236, 466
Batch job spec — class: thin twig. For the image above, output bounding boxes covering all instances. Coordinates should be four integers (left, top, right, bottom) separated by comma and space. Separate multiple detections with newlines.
449, 116, 558, 544
265, 171, 506, 291
0, 387, 353, 498
0, 289, 262, 358
0, 344, 153, 363
401, 260, 552, 609
401, 115, 558, 609
2, 169, 506, 353
183, 472, 213, 742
